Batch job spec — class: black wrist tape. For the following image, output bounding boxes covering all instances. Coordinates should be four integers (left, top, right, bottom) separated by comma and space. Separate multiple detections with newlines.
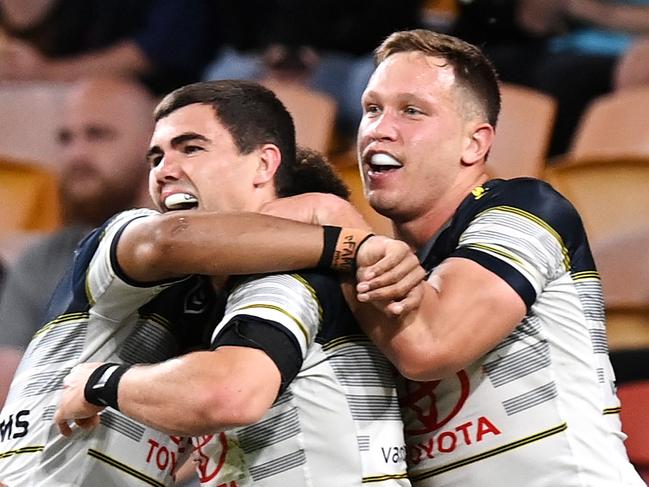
318, 225, 342, 269
84, 363, 130, 411
319, 225, 374, 272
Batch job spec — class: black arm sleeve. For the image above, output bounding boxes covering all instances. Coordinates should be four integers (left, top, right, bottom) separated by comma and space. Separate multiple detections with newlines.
210, 314, 303, 397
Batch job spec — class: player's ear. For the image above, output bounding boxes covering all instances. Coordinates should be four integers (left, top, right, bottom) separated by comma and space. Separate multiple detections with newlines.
253, 144, 282, 186
461, 122, 494, 166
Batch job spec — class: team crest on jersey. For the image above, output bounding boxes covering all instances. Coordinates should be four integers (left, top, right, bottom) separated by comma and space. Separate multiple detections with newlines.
399, 370, 470, 435
471, 185, 488, 200
193, 433, 247, 485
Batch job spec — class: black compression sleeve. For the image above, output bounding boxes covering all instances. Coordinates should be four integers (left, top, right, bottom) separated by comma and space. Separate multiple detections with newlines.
210, 315, 303, 396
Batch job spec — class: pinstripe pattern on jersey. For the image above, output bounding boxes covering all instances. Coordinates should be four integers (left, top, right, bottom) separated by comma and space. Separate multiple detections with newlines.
42, 405, 56, 421
493, 316, 542, 352
590, 329, 609, 354
502, 382, 558, 415
21, 368, 70, 397
249, 449, 306, 481
478, 205, 570, 270
220, 273, 321, 354
347, 394, 402, 421
119, 319, 176, 364
33, 321, 86, 367
100, 410, 145, 442
237, 408, 300, 453
358, 435, 371, 452
483, 341, 551, 387
327, 342, 396, 388
575, 281, 606, 322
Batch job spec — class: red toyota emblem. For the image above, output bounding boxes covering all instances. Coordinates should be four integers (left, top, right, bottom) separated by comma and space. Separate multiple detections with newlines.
193, 432, 228, 482
401, 370, 470, 435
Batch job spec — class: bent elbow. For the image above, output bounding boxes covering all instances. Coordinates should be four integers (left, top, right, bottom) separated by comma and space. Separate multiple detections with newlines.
394, 347, 464, 383
193, 387, 269, 434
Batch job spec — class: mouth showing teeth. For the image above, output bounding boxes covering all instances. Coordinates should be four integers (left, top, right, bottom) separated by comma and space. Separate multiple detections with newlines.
369, 153, 402, 173
164, 193, 199, 211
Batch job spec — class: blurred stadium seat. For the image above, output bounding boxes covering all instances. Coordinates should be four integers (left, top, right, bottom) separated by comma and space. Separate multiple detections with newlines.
565, 86, 649, 163
0, 157, 61, 236
0, 81, 70, 170
488, 83, 557, 179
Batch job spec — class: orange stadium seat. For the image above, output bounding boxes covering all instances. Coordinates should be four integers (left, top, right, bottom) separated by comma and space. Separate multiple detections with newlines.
0, 81, 70, 170
543, 158, 649, 244
0, 157, 62, 236
488, 83, 557, 179
262, 79, 337, 154
565, 86, 649, 163
592, 227, 649, 351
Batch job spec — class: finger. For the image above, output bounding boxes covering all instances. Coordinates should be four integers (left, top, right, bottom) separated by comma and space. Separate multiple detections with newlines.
57, 420, 73, 437
358, 251, 421, 286
385, 286, 425, 316
75, 416, 100, 431
358, 264, 426, 300
357, 257, 419, 290
356, 238, 411, 274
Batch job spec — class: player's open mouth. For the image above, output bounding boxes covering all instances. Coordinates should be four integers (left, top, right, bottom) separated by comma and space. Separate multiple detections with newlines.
163, 193, 199, 211
368, 153, 403, 174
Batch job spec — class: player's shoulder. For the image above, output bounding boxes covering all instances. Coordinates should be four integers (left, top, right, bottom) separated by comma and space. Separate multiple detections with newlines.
460, 177, 583, 237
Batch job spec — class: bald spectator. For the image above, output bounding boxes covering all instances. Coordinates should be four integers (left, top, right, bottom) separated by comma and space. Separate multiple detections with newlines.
0, 76, 155, 406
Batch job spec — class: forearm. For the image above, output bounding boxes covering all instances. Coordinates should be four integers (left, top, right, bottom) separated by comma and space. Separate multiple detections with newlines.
118, 349, 279, 436
354, 259, 527, 381
120, 211, 365, 282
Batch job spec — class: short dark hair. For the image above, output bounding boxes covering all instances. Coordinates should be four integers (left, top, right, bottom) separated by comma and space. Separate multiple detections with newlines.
276, 147, 349, 200
375, 29, 501, 126
154, 79, 297, 168
154, 80, 348, 199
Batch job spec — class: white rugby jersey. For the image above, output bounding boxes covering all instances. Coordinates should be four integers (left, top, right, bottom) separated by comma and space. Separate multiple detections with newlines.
0, 209, 216, 486
404, 179, 644, 486
192, 272, 411, 486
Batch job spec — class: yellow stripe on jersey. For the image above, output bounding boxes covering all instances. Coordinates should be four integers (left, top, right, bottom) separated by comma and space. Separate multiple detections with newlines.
322, 334, 371, 351
411, 422, 568, 480
479, 206, 571, 271
465, 243, 524, 266
572, 271, 600, 281
363, 471, 410, 483
235, 303, 310, 343
33, 312, 89, 338
0, 445, 44, 460
603, 407, 621, 415
87, 448, 166, 487
291, 273, 324, 322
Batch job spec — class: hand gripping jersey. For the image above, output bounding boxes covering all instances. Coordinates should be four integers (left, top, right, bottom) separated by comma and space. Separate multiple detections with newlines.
192, 271, 411, 486
403, 179, 644, 486
0, 209, 218, 487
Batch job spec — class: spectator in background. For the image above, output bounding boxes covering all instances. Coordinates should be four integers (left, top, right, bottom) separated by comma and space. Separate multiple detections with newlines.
0, 0, 214, 95
450, 0, 649, 156
205, 0, 424, 137
0, 76, 155, 407
615, 36, 649, 88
